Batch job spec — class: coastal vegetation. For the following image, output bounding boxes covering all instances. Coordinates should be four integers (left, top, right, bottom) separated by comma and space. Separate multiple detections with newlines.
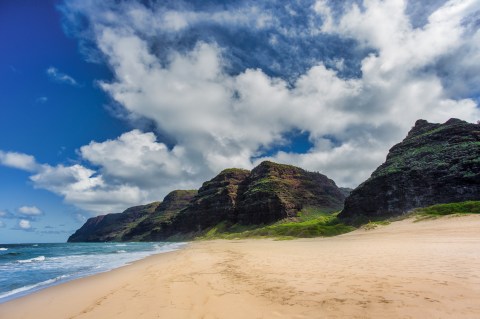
413, 201, 480, 221
199, 209, 355, 240
340, 118, 480, 221
68, 119, 479, 243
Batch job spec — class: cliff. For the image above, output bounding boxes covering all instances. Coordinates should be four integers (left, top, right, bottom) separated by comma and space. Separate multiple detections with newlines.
67, 202, 160, 242
122, 190, 198, 241
69, 161, 346, 241
235, 161, 345, 224
339, 118, 480, 222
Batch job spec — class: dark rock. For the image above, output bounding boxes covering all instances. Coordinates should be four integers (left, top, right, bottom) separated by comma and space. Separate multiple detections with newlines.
182, 168, 251, 229
67, 202, 160, 242
235, 161, 345, 224
123, 190, 198, 241
144, 169, 251, 240
339, 118, 480, 222
69, 161, 346, 241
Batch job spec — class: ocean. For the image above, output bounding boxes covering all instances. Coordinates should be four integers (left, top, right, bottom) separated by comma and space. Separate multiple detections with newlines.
0, 242, 185, 303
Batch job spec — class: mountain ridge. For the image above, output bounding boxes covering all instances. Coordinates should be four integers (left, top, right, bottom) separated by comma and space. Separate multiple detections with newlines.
339, 118, 480, 222
68, 161, 346, 242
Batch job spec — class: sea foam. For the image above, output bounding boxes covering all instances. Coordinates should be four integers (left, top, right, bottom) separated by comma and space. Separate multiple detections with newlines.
0, 242, 186, 304
17, 256, 46, 263
0, 275, 70, 300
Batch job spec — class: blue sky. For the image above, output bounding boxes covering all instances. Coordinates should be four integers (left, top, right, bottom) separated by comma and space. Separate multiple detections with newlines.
1, 0, 479, 243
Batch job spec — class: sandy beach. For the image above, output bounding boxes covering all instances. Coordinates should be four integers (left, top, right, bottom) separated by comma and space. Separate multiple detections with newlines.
1, 215, 480, 319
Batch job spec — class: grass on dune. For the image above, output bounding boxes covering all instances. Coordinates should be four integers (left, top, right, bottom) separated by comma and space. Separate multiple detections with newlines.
198, 208, 355, 240
195, 201, 480, 240
413, 201, 480, 215
412, 201, 480, 221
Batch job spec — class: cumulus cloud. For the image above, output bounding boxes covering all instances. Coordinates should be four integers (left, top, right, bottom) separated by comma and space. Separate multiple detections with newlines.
17, 206, 43, 216
0, 143, 200, 215
29, 162, 141, 214
35, 130, 203, 214
18, 219, 32, 230
46, 67, 79, 86
2, 0, 479, 216
62, 0, 479, 184
0, 151, 39, 172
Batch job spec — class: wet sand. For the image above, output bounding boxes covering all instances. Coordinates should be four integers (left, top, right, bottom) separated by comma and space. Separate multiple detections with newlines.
1, 215, 480, 319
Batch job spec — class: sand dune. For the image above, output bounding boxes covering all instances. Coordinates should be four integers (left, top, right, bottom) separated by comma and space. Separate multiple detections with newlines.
2, 215, 480, 319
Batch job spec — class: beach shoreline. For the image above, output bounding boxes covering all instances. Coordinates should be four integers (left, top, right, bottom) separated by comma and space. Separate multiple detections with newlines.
0, 242, 186, 304
1, 215, 480, 319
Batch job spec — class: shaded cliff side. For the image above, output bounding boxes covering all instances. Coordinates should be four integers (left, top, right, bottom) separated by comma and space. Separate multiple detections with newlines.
67, 202, 160, 242
339, 118, 480, 222
69, 161, 346, 242
235, 161, 345, 225
122, 190, 198, 241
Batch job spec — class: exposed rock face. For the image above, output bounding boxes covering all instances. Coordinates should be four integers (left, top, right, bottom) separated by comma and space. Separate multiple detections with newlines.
180, 168, 251, 229
235, 161, 345, 224
339, 118, 480, 222
136, 169, 251, 240
69, 161, 346, 241
122, 190, 198, 241
67, 202, 160, 242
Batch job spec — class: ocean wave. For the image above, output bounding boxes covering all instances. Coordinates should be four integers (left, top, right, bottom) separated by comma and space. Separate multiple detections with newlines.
0, 248, 7, 251
0, 274, 70, 300
115, 250, 127, 253
17, 256, 46, 263
115, 244, 127, 247
4, 252, 21, 256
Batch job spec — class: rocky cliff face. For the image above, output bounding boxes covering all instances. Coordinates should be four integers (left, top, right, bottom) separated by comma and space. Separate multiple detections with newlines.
69, 161, 346, 242
134, 169, 251, 240
67, 202, 160, 242
339, 118, 480, 222
235, 161, 345, 224
152, 161, 346, 239
122, 190, 198, 241
179, 168, 251, 229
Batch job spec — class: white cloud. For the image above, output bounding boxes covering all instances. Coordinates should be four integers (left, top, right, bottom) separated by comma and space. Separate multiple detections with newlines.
29, 163, 141, 214
1, 0, 479, 216
0, 151, 39, 172
18, 219, 32, 230
91, 0, 479, 186
18, 206, 42, 216
46, 67, 79, 86
80, 130, 197, 187
0, 142, 200, 215
0, 220, 5, 228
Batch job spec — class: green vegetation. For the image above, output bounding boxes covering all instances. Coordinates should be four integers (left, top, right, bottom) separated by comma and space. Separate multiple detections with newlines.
413, 201, 480, 220
192, 201, 480, 240
363, 220, 391, 230
196, 208, 355, 240
372, 141, 480, 178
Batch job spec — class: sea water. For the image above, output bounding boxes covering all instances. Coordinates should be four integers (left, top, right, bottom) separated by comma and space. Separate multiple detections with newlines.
0, 242, 185, 303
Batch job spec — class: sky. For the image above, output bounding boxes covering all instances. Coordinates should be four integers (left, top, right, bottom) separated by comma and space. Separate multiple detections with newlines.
1, 0, 479, 243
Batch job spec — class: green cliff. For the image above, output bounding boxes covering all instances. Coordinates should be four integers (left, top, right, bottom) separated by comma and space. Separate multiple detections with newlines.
339, 118, 480, 222
68, 161, 346, 242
